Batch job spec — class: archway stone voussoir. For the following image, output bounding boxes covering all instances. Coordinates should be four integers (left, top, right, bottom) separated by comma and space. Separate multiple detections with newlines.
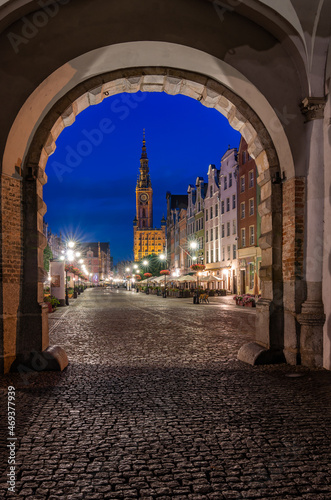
181, 80, 205, 100
44, 134, 56, 156
240, 122, 257, 146
73, 93, 90, 114
51, 117, 65, 143
126, 76, 143, 93
88, 87, 104, 106
62, 105, 76, 127
164, 76, 182, 95
227, 107, 246, 132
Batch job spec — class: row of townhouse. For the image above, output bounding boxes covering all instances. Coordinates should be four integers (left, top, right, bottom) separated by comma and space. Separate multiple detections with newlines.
166, 137, 261, 294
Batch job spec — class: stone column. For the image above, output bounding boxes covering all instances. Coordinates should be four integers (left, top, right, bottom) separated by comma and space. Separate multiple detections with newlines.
10, 165, 68, 373
238, 149, 285, 365
16, 166, 49, 354
297, 97, 326, 367
282, 177, 306, 365
0, 172, 23, 373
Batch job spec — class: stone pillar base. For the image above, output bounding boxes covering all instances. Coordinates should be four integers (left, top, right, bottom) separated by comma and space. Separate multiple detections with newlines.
298, 302, 325, 368
237, 342, 285, 365
9, 346, 68, 372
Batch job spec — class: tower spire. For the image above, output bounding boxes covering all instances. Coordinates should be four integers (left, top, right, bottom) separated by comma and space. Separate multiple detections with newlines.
141, 128, 147, 159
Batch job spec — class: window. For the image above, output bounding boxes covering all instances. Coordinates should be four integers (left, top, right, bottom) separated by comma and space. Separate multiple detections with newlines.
226, 198, 230, 212
250, 225, 255, 246
221, 201, 224, 214
242, 151, 247, 164
241, 202, 245, 219
206, 210, 208, 221
224, 176, 228, 190
229, 173, 232, 187
222, 247, 225, 261
201, 219, 203, 230
211, 249, 214, 263
221, 224, 225, 238
206, 230, 208, 243
210, 185, 213, 197
233, 219, 236, 235
198, 202, 201, 212
249, 170, 254, 188
215, 204, 218, 217
249, 198, 254, 216
227, 221, 230, 236
241, 228, 246, 247
206, 251, 209, 264
240, 175, 245, 193
196, 220, 198, 231
211, 228, 214, 241
215, 226, 218, 240
233, 244, 237, 260
232, 194, 236, 210
210, 206, 213, 219
227, 245, 231, 260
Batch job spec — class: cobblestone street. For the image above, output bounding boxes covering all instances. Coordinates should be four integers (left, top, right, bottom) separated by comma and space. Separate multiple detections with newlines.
1, 288, 331, 499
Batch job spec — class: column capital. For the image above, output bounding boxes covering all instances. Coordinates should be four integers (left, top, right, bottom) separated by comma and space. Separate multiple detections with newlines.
300, 97, 326, 122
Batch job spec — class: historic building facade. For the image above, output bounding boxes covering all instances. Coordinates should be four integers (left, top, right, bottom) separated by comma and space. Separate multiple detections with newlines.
194, 177, 207, 265
80, 242, 112, 284
219, 148, 239, 293
204, 164, 221, 285
186, 184, 196, 268
133, 133, 166, 261
166, 193, 188, 274
237, 138, 262, 295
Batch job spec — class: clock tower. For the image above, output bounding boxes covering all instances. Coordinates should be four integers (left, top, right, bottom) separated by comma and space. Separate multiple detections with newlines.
133, 131, 166, 262
136, 130, 153, 229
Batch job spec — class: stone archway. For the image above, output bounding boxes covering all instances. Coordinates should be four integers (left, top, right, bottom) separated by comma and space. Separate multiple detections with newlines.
2, 65, 297, 375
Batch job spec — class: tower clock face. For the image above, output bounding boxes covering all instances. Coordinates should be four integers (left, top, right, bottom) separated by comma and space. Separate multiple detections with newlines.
139, 193, 149, 203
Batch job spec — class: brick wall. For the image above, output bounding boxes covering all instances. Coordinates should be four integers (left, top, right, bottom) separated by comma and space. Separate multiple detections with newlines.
282, 177, 305, 281
0, 175, 23, 286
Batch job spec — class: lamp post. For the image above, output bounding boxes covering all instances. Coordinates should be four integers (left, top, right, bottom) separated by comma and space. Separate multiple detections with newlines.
160, 254, 167, 298
190, 241, 200, 304
60, 239, 76, 306
125, 267, 131, 290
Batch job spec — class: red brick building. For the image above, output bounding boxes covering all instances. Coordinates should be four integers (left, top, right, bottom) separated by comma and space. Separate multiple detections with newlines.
237, 137, 261, 294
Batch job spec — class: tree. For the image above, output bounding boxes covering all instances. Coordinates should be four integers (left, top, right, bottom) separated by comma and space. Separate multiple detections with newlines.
43, 244, 53, 272
137, 254, 168, 277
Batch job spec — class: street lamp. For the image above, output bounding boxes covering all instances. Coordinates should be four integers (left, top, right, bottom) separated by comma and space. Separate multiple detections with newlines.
125, 267, 131, 290
60, 239, 76, 305
159, 254, 168, 298
190, 241, 200, 304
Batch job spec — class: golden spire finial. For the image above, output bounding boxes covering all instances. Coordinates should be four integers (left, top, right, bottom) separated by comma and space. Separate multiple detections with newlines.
141, 128, 147, 159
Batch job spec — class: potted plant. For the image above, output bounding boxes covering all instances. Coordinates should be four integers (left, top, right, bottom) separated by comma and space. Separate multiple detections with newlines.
190, 264, 206, 272
243, 296, 256, 307
234, 294, 244, 306
44, 295, 60, 312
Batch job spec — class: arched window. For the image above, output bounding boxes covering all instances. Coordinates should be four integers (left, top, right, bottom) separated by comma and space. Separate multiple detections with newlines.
142, 208, 146, 217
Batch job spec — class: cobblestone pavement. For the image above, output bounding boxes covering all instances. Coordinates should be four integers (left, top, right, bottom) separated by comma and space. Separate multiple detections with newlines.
1, 288, 331, 499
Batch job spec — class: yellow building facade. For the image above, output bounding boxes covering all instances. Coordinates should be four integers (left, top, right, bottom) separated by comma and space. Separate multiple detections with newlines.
133, 133, 166, 261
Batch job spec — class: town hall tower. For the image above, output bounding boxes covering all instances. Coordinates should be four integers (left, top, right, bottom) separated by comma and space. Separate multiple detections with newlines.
133, 131, 166, 261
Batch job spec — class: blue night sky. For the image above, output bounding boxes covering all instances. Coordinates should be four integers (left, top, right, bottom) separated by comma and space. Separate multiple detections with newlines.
44, 92, 241, 263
